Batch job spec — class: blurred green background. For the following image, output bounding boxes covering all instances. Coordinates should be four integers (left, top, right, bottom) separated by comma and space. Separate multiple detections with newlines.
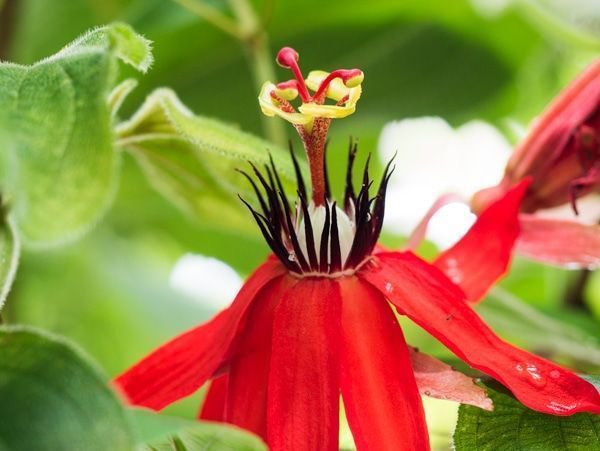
2, 0, 600, 449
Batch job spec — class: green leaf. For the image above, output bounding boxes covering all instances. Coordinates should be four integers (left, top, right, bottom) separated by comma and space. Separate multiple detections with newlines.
132, 409, 267, 451
0, 23, 152, 248
0, 326, 135, 450
0, 211, 19, 311
454, 380, 600, 450
116, 88, 303, 230
109, 78, 140, 119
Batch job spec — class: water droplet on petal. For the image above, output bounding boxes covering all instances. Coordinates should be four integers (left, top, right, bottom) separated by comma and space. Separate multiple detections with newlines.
515, 362, 547, 387
385, 282, 393, 293
547, 400, 578, 414
443, 257, 463, 284
550, 370, 561, 379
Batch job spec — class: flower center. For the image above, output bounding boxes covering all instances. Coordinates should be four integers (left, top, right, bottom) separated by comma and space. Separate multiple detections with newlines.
239, 143, 393, 276
259, 47, 364, 206
275, 47, 363, 106
296, 201, 355, 269
243, 47, 380, 276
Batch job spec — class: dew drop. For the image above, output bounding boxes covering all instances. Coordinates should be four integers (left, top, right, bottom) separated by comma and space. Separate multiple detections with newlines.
515, 362, 547, 387
423, 390, 431, 396
288, 252, 297, 262
385, 282, 393, 293
550, 370, 561, 379
547, 400, 578, 414
443, 258, 463, 284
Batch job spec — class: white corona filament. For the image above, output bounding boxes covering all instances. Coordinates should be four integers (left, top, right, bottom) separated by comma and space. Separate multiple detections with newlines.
296, 201, 355, 267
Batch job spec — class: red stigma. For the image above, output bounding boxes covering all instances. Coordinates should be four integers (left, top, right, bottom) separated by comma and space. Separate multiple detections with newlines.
276, 47, 299, 68
276, 47, 311, 103
313, 69, 364, 100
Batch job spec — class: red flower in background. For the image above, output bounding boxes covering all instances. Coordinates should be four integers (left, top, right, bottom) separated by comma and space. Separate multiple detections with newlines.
473, 59, 600, 268
115, 49, 600, 451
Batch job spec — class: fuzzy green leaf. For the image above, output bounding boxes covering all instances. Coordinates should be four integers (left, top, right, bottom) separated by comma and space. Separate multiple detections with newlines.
0, 211, 19, 311
454, 380, 600, 450
0, 23, 152, 248
132, 409, 267, 451
116, 88, 303, 230
0, 326, 135, 450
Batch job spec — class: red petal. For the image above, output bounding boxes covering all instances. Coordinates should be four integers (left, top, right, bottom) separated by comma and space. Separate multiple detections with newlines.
114, 258, 285, 410
409, 348, 492, 411
225, 276, 294, 439
508, 59, 600, 181
267, 279, 341, 451
199, 374, 228, 421
406, 193, 464, 250
518, 214, 600, 268
434, 179, 529, 302
361, 251, 600, 416
338, 277, 430, 451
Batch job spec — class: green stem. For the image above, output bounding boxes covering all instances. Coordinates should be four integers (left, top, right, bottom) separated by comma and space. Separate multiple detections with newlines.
171, 436, 187, 451
172, 0, 286, 145
172, 0, 243, 38
564, 269, 592, 312
245, 33, 287, 146
0, 0, 18, 60
228, 0, 286, 146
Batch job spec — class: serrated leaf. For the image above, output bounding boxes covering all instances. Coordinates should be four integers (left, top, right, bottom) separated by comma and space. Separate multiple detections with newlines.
116, 88, 304, 229
454, 380, 600, 451
0, 326, 135, 450
0, 23, 152, 248
132, 409, 267, 451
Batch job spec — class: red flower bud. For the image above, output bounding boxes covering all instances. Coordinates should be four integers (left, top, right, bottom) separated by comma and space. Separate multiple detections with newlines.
483, 60, 600, 213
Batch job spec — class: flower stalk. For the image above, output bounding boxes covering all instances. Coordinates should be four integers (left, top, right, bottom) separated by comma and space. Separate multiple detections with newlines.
172, 0, 287, 145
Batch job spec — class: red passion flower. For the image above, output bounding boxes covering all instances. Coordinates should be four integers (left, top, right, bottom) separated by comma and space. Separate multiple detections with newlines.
473, 59, 600, 268
115, 48, 600, 451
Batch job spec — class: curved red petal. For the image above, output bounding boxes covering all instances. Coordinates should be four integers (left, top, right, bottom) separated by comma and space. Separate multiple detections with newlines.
267, 279, 341, 451
225, 276, 295, 439
361, 251, 600, 416
409, 348, 492, 411
518, 214, 600, 268
434, 179, 529, 302
114, 258, 285, 410
406, 193, 464, 250
338, 277, 430, 451
199, 374, 229, 421
508, 59, 600, 181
